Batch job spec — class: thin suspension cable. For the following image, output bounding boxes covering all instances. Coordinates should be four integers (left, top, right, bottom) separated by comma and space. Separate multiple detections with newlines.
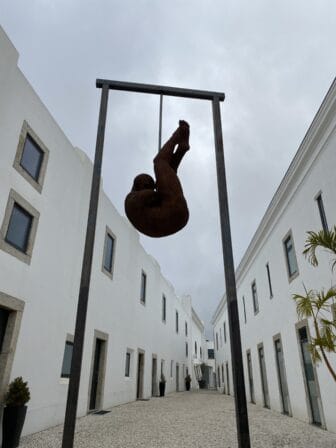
158, 94, 163, 153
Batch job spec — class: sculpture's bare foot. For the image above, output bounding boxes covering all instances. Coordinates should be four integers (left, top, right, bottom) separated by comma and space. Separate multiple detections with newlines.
177, 120, 190, 151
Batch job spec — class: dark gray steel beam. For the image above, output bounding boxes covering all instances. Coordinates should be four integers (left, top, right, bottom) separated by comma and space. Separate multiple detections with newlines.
96, 79, 225, 101
212, 96, 251, 448
61, 84, 109, 448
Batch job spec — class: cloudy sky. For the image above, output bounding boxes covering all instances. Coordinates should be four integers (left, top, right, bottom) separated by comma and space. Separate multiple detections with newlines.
1, 1, 335, 336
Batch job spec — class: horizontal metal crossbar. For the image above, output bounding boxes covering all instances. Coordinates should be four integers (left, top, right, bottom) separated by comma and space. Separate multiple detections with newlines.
96, 79, 225, 101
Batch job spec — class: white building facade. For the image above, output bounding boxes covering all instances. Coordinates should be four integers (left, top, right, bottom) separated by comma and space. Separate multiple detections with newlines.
0, 26, 207, 437
212, 78, 336, 432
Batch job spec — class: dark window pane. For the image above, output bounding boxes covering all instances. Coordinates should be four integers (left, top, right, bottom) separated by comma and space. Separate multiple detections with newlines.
316, 195, 328, 232
252, 281, 259, 313
266, 263, 273, 298
5, 203, 33, 252
140, 272, 146, 302
285, 236, 298, 276
0, 308, 10, 352
103, 234, 114, 272
125, 352, 131, 377
176, 311, 179, 333
20, 135, 44, 181
162, 295, 166, 322
208, 349, 214, 359
61, 341, 73, 378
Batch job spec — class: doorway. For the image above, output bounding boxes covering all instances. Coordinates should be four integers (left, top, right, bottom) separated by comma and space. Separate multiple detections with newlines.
246, 350, 255, 403
137, 351, 145, 399
258, 344, 270, 408
274, 337, 290, 415
88, 330, 108, 412
176, 363, 179, 391
151, 356, 157, 397
298, 326, 323, 425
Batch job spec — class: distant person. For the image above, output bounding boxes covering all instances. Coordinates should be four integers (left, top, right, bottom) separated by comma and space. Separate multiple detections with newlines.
125, 120, 190, 237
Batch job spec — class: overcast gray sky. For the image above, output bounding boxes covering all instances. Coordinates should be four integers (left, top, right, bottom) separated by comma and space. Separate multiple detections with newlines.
1, 1, 336, 337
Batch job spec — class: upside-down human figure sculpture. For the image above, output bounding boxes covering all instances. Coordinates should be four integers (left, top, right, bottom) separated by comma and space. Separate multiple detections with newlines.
125, 120, 190, 237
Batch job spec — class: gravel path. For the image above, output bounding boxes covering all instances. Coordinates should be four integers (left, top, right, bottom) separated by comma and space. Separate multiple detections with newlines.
20, 390, 336, 448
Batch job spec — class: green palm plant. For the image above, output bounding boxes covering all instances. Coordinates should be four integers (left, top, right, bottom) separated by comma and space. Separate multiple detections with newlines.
293, 227, 336, 382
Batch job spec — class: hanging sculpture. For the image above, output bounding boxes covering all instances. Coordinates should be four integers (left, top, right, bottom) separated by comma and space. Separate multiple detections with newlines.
125, 120, 190, 237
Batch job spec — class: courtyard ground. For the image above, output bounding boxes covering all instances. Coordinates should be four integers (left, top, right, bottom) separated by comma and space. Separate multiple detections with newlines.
20, 390, 336, 448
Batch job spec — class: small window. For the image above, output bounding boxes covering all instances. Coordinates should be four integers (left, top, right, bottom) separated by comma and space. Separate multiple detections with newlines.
208, 348, 214, 359
61, 339, 74, 378
102, 228, 115, 278
185, 321, 188, 336
220, 328, 223, 347
140, 271, 147, 304
242, 296, 247, 323
162, 295, 166, 322
125, 352, 131, 377
251, 281, 259, 314
283, 232, 299, 280
195, 341, 197, 355
186, 342, 188, 357
170, 360, 173, 377
223, 322, 227, 343
266, 263, 273, 298
200, 347, 202, 359
0, 189, 40, 264
216, 332, 219, 350
315, 193, 328, 232
175, 311, 179, 333
13, 121, 49, 193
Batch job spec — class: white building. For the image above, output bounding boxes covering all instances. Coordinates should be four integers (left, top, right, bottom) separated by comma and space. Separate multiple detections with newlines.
0, 26, 208, 437
212, 78, 336, 431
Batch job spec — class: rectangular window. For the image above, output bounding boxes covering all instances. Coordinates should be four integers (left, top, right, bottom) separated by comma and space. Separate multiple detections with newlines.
220, 328, 223, 347
140, 271, 147, 304
5, 203, 33, 253
125, 352, 131, 377
186, 342, 188, 357
216, 332, 219, 350
0, 190, 40, 264
175, 311, 179, 333
223, 322, 227, 343
13, 121, 49, 193
242, 296, 247, 323
266, 263, 273, 298
170, 360, 173, 377
102, 229, 115, 277
162, 295, 166, 322
251, 281, 259, 314
185, 321, 188, 336
61, 340, 74, 378
208, 348, 214, 359
316, 193, 328, 232
283, 233, 299, 279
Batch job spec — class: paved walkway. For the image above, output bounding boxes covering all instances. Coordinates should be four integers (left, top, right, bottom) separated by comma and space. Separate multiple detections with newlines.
20, 391, 336, 448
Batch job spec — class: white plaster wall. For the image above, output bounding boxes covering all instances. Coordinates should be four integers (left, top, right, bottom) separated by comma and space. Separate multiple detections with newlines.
212, 80, 336, 431
0, 26, 196, 436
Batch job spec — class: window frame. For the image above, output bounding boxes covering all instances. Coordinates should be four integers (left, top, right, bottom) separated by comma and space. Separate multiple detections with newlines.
251, 280, 259, 314
13, 121, 49, 193
61, 335, 74, 379
140, 270, 147, 305
162, 294, 166, 323
0, 189, 40, 264
266, 262, 273, 298
101, 226, 116, 279
315, 191, 328, 232
283, 230, 299, 282
185, 321, 188, 336
125, 350, 132, 377
223, 321, 227, 343
175, 310, 179, 333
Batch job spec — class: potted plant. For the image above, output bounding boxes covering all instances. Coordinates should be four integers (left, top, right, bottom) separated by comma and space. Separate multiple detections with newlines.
159, 373, 166, 397
2, 377, 30, 448
185, 374, 191, 391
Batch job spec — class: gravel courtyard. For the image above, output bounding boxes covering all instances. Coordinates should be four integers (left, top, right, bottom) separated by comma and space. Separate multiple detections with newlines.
20, 390, 336, 448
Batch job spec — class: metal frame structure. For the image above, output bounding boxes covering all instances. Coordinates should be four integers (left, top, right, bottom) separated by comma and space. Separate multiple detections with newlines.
61, 80, 251, 448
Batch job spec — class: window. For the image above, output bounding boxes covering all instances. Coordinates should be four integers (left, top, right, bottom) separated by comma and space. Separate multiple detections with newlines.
283, 232, 299, 280
0, 189, 40, 264
195, 341, 197, 355
185, 321, 188, 336
208, 348, 214, 359
251, 281, 259, 314
242, 296, 247, 323
162, 295, 166, 322
102, 228, 115, 278
223, 322, 227, 343
315, 193, 328, 232
61, 338, 74, 378
216, 332, 219, 350
13, 121, 49, 193
186, 342, 188, 357
125, 351, 131, 377
266, 263, 273, 298
220, 328, 223, 347
140, 271, 147, 304
200, 347, 202, 359
221, 364, 225, 383
170, 360, 173, 377
175, 311, 179, 333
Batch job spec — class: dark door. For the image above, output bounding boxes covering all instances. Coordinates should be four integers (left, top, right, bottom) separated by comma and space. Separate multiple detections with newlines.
247, 351, 255, 403
0, 308, 10, 351
298, 327, 322, 425
89, 339, 103, 410
137, 353, 144, 399
226, 362, 230, 395
151, 357, 157, 396
274, 339, 290, 414
258, 345, 270, 408
176, 364, 179, 391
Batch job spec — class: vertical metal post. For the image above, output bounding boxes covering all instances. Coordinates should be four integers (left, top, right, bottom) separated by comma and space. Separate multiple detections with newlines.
158, 94, 163, 152
61, 84, 109, 448
212, 96, 251, 448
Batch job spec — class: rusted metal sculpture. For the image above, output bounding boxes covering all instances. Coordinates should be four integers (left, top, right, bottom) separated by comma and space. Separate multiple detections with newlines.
125, 120, 190, 237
